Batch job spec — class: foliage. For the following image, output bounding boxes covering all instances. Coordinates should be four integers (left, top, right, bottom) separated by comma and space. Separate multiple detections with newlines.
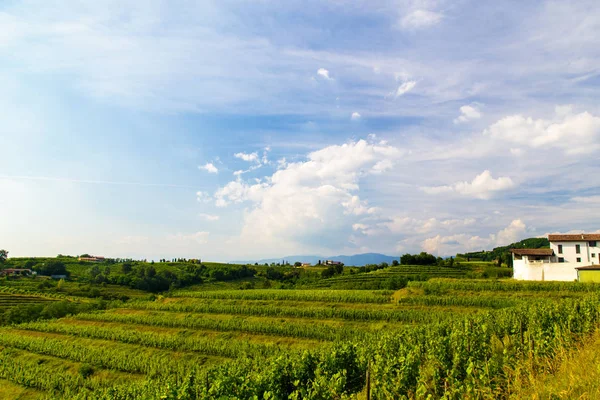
0, 297, 105, 325
34, 260, 69, 277
0, 249, 7, 263
400, 252, 438, 265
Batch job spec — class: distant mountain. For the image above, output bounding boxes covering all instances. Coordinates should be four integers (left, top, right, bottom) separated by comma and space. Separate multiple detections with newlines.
233, 253, 399, 267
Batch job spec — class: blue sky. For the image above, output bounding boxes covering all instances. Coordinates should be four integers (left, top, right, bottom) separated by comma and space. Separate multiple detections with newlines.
1, 0, 600, 261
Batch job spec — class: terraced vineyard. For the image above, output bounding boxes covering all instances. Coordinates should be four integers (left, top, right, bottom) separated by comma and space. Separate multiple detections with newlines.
0, 293, 56, 308
2, 280, 600, 399
305, 265, 469, 289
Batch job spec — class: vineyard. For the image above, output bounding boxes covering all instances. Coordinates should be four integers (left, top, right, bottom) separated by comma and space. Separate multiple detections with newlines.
2, 278, 600, 398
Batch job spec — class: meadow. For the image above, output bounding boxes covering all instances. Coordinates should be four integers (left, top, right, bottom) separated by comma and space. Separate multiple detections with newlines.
1, 259, 600, 399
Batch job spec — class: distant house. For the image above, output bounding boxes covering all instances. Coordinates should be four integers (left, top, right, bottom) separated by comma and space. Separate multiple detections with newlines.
512, 233, 600, 281
0, 268, 34, 277
78, 256, 105, 262
324, 260, 342, 266
301, 262, 312, 267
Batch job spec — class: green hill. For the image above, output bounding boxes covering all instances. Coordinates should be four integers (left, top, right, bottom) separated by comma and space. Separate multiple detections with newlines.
457, 237, 550, 266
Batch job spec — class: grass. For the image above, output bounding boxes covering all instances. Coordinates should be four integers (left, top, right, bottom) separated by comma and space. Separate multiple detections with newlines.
0, 378, 44, 400
511, 330, 600, 399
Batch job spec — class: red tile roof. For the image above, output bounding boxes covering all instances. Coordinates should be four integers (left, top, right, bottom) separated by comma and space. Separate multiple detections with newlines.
549, 234, 600, 242
510, 248, 554, 256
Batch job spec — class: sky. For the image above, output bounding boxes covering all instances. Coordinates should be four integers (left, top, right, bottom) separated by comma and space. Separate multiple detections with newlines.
1, 0, 600, 261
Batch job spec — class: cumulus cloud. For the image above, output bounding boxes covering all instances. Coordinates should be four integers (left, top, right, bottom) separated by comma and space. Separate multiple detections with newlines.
395, 80, 417, 97
234, 152, 260, 163
422, 219, 527, 255
213, 138, 401, 250
454, 104, 483, 124
351, 112, 361, 120
199, 213, 220, 221
400, 10, 443, 30
196, 191, 211, 203
317, 68, 332, 80
484, 107, 600, 155
495, 219, 527, 245
421, 170, 515, 199
199, 162, 218, 174
215, 180, 267, 207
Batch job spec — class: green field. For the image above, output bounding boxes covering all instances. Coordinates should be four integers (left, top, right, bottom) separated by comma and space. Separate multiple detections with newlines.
2, 257, 600, 398
1, 276, 600, 399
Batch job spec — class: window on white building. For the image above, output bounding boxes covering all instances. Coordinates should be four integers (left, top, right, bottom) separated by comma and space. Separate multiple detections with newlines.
558, 244, 563, 254
558, 257, 565, 263
593, 253, 596, 258
590, 241, 597, 247
576, 244, 581, 254
577, 257, 581, 262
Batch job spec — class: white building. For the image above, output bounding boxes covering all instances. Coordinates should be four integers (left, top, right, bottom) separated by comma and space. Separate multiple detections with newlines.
512, 234, 600, 281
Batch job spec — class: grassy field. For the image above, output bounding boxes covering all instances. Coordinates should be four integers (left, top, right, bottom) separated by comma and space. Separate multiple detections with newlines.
2, 276, 600, 399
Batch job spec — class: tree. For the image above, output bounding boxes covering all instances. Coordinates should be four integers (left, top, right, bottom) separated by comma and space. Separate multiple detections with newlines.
121, 263, 132, 274
90, 266, 101, 279
35, 260, 68, 277
392, 260, 399, 266
146, 266, 156, 278
294, 262, 302, 267
0, 249, 7, 263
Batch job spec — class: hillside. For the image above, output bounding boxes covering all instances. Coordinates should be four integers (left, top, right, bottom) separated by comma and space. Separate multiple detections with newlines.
457, 237, 550, 265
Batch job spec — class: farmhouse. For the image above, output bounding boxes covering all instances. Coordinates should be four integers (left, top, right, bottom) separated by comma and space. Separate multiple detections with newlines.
324, 260, 342, 266
78, 256, 105, 262
512, 234, 600, 281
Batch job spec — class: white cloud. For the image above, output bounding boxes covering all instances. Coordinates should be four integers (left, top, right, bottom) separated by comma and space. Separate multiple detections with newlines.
213, 138, 401, 250
421, 170, 515, 200
234, 152, 260, 163
196, 191, 211, 203
199, 162, 219, 174
400, 10, 443, 30
454, 105, 482, 124
484, 108, 600, 155
371, 159, 394, 174
277, 157, 287, 169
317, 68, 332, 80
421, 219, 527, 255
495, 219, 527, 245
215, 180, 267, 207
262, 147, 270, 165
395, 80, 417, 97
199, 213, 220, 221
351, 112, 361, 120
